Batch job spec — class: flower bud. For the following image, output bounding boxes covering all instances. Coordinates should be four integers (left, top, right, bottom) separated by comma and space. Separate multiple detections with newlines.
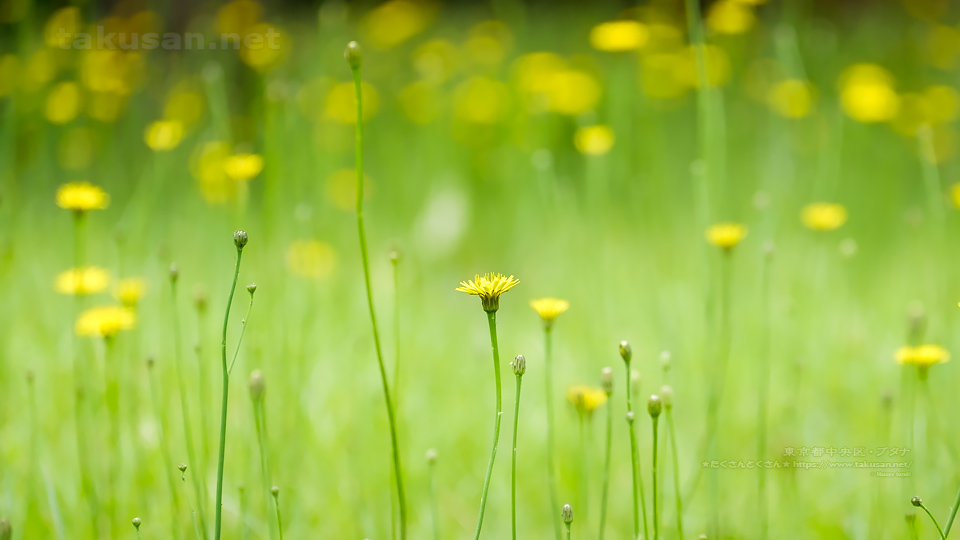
601, 367, 613, 395
511, 354, 526, 376
271, 486, 279, 499
911, 496, 922, 507
132, 517, 141, 530
249, 369, 265, 402
625, 411, 635, 424
561, 504, 573, 524
659, 350, 671, 371
426, 448, 438, 464
178, 463, 187, 474
619, 340, 632, 364
660, 385, 674, 410
648, 394, 662, 418
389, 249, 400, 263
169, 263, 180, 283
631, 369, 640, 395
247, 283, 257, 296
344, 41, 363, 69
194, 286, 208, 313
234, 230, 248, 250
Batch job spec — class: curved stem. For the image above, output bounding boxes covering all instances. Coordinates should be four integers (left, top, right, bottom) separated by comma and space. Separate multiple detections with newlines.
653, 416, 660, 540
598, 393, 613, 539
544, 326, 562, 540
214, 247, 243, 540
512, 374, 523, 540
944, 484, 960, 537
667, 411, 685, 540
350, 61, 407, 540
626, 363, 649, 540
474, 310, 503, 539
227, 296, 255, 376
919, 502, 947, 539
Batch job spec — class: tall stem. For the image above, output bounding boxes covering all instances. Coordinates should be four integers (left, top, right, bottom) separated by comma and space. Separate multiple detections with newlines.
350, 57, 407, 540
253, 401, 277, 540
544, 326, 562, 540
757, 250, 772, 540
474, 310, 503, 539
652, 415, 660, 540
626, 364, 649, 540
943, 484, 960, 536
578, 411, 588, 527
667, 411, 685, 539
707, 253, 732, 535
511, 373, 523, 540
214, 247, 243, 540
919, 502, 946, 539
598, 393, 613, 539
428, 458, 441, 540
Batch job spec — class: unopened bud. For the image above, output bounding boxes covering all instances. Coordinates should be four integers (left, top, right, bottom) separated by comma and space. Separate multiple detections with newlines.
601, 367, 613, 395
648, 394, 662, 418
511, 354, 526, 376
169, 263, 179, 283
146, 356, 155, 369
178, 463, 187, 473
234, 230, 248, 250
389, 250, 400, 263
619, 340, 632, 363
193, 286, 208, 313
247, 283, 257, 296
344, 41, 363, 69
625, 411, 635, 424
660, 385, 674, 410
132, 517, 141, 530
249, 369, 265, 401
426, 448, 437, 464
660, 350, 671, 371
911, 496, 922, 507
271, 486, 279, 499
561, 504, 573, 524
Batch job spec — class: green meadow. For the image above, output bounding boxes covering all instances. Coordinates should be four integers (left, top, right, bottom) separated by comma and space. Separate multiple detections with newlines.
2, 0, 960, 538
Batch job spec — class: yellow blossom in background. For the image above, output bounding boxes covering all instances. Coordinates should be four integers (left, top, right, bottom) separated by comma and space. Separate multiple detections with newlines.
55, 267, 110, 295
75, 305, 136, 338
950, 182, 960, 209
223, 154, 264, 182
457, 273, 519, 312
326, 169, 371, 211
190, 141, 236, 204
398, 81, 442, 124
165, 86, 205, 128
920, 125, 958, 164
115, 278, 146, 308
21, 49, 56, 93
924, 25, 960, 70
640, 53, 689, 99
239, 23, 288, 71
45, 82, 81, 125
216, 0, 263, 35
87, 91, 128, 123
0, 55, 18, 97
454, 77, 510, 124
81, 50, 143, 96
464, 20, 512, 68
567, 385, 608, 414
679, 45, 731, 88
705, 223, 747, 250
839, 63, 899, 123
643, 23, 685, 54
923, 85, 959, 124
363, 0, 436, 49
144, 120, 185, 152
574, 125, 615, 155
56, 182, 109, 212
590, 20, 648, 52
413, 40, 460, 82
58, 127, 98, 171
285, 240, 338, 279
767, 79, 814, 118
512, 52, 568, 112
530, 298, 570, 323
44, 6, 81, 48
325, 81, 379, 124
546, 70, 601, 115
707, 0, 756, 35
801, 202, 848, 231
895, 344, 949, 368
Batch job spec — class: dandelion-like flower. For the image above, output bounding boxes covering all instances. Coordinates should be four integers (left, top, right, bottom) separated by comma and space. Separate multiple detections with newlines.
801, 202, 848, 231
567, 385, 608, 415
589, 21, 648, 52
457, 273, 519, 312
223, 153, 264, 182
895, 344, 950, 368
530, 298, 569, 327
705, 223, 747, 251
75, 305, 136, 338
144, 120, 185, 152
56, 182, 110, 212
55, 266, 110, 295
115, 278, 146, 308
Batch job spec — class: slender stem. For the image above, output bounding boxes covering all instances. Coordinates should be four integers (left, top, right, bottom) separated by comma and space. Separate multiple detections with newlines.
511, 374, 523, 540
626, 363, 649, 540
147, 361, 182, 540
274, 496, 283, 540
919, 502, 947, 539
214, 247, 243, 540
238, 487, 247, 540
349, 59, 407, 540
944, 484, 960, 536
172, 279, 209, 539
253, 401, 277, 540
428, 459, 440, 540
653, 416, 660, 540
565, 522, 572, 540
180, 468, 202, 540
227, 296, 255, 376
667, 411, 685, 539
474, 310, 504, 539
757, 250, 772, 540
707, 253, 732, 536
578, 411, 589, 524
544, 326, 562, 540
598, 392, 613, 540
103, 337, 119, 534
390, 254, 400, 540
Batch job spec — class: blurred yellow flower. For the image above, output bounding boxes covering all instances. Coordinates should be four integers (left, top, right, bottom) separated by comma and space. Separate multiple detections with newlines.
465, 21, 512, 68
574, 125, 615, 155
705, 223, 747, 250
547, 70, 601, 115
530, 298, 570, 323
144, 120, 185, 152
326, 169, 371, 211
216, 0, 263, 35
56, 182, 109, 212
81, 50, 142, 96
44, 6, 82, 48
45, 82, 81, 125
801, 202, 848, 231
590, 21, 649, 52
87, 91, 128, 123
895, 344, 949, 368
115, 278, 146, 308
190, 141, 236, 204
454, 77, 511, 124
363, 0, 436, 49
165, 87, 205, 128
640, 53, 689, 99
707, 0, 756, 34
285, 240, 338, 279
457, 273, 519, 312
223, 153, 264, 182
325, 81, 379, 124
76, 305, 136, 338
56, 267, 110, 295
21, 50, 56, 93
398, 81, 442, 124
567, 385, 608, 414
923, 85, 959, 124
900, 0, 947, 21
643, 23, 685, 54
239, 23, 288, 71
839, 63, 899, 123
413, 40, 460, 82
950, 182, 960, 209
767, 79, 814, 119
512, 52, 568, 112
891, 93, 931, 137
924, 25, 960, 70
679, 45, 731, 88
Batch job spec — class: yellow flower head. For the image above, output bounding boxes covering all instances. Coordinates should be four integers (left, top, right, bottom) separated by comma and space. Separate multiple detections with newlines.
839, 63, 899, 123
895, 344, 949, 368
56, 182, 110, 212
589, 21, 649, 52
223, 153, 264, 182
55, 267, 110, 295
574, 125, 615, 156
567, 385, 608, 415
115, 278, 146, 308
801, 202, 848, 231
705, 223, 747, 250
530, 298, 570, 325
76, 305, 136, 339
457, 273, 519, 312
144, 120, 185, 152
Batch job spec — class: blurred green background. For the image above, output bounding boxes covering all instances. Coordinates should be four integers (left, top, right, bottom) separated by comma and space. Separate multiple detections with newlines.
3, 0, 960, 538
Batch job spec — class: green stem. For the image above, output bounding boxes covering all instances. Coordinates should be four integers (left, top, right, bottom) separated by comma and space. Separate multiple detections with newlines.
707, 253, 733, 536
757, 250, 772, 540
943, 484, 960, 536
626, 363, 649, 540
578, 410, 589, 523
391, 254, 400, 540
544, 326, 562, 540
350, 60, 407, 540
512, 374, 523, 540
428, 459, 440, 540
147, 361, 182, 540
227, 296, 255, 376
214, 247, 243, 540
565, 522, 572, 540
274, 493, 283, 540
253, 401, 277, 540
474, 310, 503, 539
919, 502, 947, 539
104, 338, 119, 534
598, 392, 613, 540
667, 411, 685, 539
653, 416, 660, 540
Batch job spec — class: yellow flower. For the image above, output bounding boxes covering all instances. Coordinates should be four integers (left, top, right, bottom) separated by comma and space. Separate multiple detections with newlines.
950, 182, 960, 209
895, 344, 949, 368
567, 385, 608, 414
285, 240, 338, 279
574, 125, 615, 156
839, 63, 899, 123
362, 0, 436, 49
144, 120, 185, 151
530, 298, 569, 324
457, 273, 519, 312
767, 79, 814, 119
44, 6, 82, 48
190, 141, 236, 204
705, 223, 747, 250
589, 21, 649, 52
115, 278, 146, 308
56, 182, 110, 212
75, 305, 136, 338
801, 202, 848, 231
325, 81, 380, 124
547, 70, 601, 116
706, 0, 756, 35
55, 267, 110, 295
46, 82, 81, 125
223, 153, 264, 182
239, 23, 288, 71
